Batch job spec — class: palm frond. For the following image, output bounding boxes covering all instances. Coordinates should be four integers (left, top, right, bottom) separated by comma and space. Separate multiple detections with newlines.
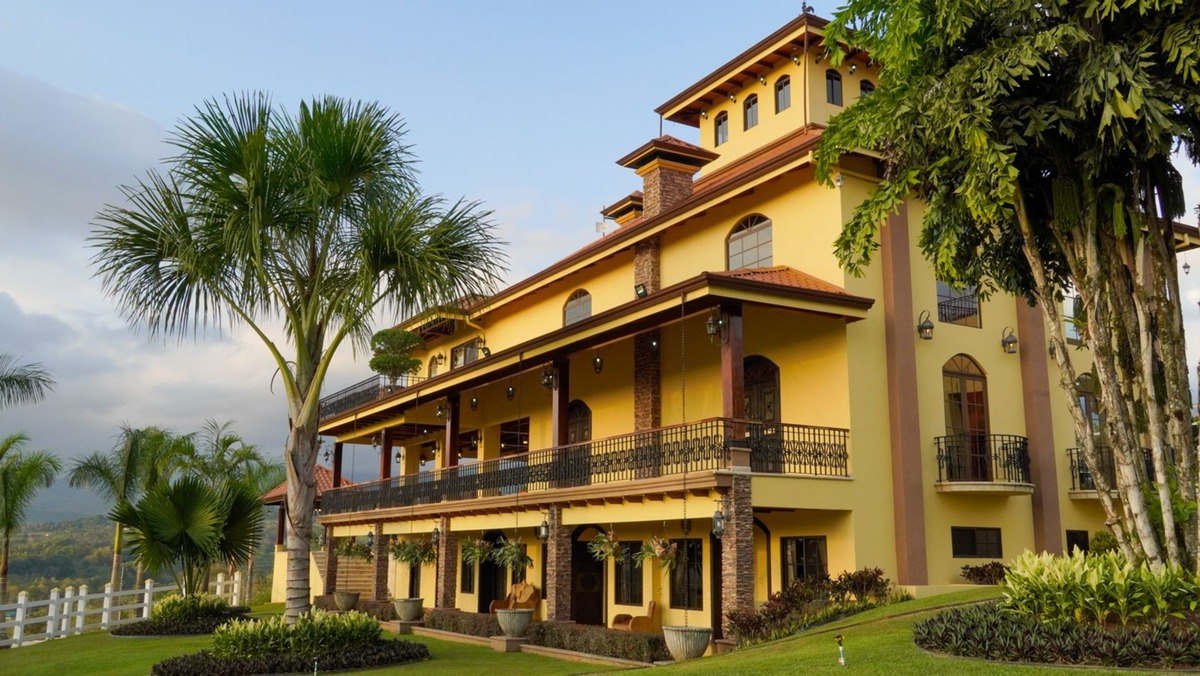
0, 354, 55, 409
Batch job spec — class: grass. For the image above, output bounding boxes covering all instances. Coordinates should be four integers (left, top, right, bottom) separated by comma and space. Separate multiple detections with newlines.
664, 587, 1134, 675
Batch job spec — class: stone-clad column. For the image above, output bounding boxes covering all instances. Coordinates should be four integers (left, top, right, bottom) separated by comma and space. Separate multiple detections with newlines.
544, 506, 572, 621
633, 330, 661, 431
372, 523, 388, 601
434, 516, 457, 608
720, 475, 754, 637
322, 526, 338, 595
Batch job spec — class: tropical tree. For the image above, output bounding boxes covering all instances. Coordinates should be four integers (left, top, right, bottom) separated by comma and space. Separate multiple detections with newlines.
68, 424, 151, 589
815, 1, 1200, 566
90, 93, 506, 619
181, 419, 272, 488
0, 354, 54, 409
239, 460, 286, 602
368, 328, 425, 387
112, 475, 263, 597
0, 433, 61, 602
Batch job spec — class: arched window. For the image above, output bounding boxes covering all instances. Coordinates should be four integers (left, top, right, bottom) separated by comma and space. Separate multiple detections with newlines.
714, 111, 729, 146
775, 76, 791, 113
427, 355, 440, 378
563, 289, 591, 326
860, 80, 875, 97
743, 94, 759, 130
942, 354, 989, 481
567, 400, 592, 443
744, 356, 781, 423
825, 69, 843, 106
727, 214, 773, 270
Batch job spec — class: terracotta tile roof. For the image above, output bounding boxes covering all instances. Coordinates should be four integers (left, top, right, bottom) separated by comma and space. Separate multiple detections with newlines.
693, 126, 823, 195
616, 134, 719, 169
711, 265, 849, 296
260, 464, 349, 505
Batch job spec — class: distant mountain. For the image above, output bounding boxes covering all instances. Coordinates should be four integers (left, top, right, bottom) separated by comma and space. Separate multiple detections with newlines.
24, 479, 108, 523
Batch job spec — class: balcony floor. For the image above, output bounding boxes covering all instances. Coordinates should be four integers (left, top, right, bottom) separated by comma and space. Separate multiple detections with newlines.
935, 480, 1034, 496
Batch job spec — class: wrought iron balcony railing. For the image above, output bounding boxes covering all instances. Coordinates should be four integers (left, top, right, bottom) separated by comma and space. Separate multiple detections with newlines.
319, 374, 426, 421
935, 434, 1031, 484
937, 294, 981, 326
321, 418, 850, 515
1067, 446, 1165, 491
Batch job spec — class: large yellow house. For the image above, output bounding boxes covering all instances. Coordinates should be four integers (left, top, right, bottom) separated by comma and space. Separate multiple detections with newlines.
282, 12, 1198, 638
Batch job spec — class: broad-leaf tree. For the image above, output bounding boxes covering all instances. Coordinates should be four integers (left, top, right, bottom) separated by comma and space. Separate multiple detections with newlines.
0, 354, 54, 409
0, 433, 61, 603
90, 93, 505, 619
816, 1, 1200, 566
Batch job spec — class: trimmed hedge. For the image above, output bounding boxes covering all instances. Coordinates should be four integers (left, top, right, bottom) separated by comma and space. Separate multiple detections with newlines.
111, 595, 249, 636
527, 621, 669, 663
211, 610, 380, 658
312, 594, 397, 620
150, 639, 429, 675
914, 602, 1200, 668
424, 608, 502, 637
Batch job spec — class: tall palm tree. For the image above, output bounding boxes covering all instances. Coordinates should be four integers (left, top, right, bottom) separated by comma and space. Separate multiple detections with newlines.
239, 459, 286, 602
0, 354, 55, 409
0, 433, 61, 602
91, 93, 505, 620
113, 475, 263, 597
182, 419, 271, 488
68, 424, 149, 590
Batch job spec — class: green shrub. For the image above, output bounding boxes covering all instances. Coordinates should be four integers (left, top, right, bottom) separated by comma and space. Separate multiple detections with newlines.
914, 602, 1200, 668
526, 622, 670, 663
111, 594, 248, 636
1090, 530, 1119, 555
832, 567, 891, 601
1000, 550, 1200, 625
151, 639, 428, 675
211, 610, 381, 659
960, 561, 1009, 585
423, 608, 501, 637
726, 569, 892, 645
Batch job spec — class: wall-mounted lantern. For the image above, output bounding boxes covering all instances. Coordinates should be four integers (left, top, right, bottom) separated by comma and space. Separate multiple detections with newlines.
917, 310, 934, 340
1001, 326, 1019, 354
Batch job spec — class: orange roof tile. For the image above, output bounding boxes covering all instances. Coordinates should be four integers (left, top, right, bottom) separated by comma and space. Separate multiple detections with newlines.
260, 464, 350, 505
711, 265, 849, 296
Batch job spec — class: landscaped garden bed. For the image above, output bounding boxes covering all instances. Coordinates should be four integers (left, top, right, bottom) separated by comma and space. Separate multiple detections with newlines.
111, 594, 250, 636
915, 550, 1200, 669
150, 609, 429, 675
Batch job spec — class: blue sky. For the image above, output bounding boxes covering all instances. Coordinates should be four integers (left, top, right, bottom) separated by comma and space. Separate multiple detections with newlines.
1, 2, 1198, 521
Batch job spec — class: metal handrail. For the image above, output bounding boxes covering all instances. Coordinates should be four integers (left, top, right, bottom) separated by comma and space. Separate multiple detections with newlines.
318, 373, 426, 421
935, 434, 1031, 484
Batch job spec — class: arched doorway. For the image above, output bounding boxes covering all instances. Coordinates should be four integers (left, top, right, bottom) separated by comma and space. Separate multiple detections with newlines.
477, 530, 506, 613
567, 400, 592, 443
570, 525, 605, 626
744, 356, 782, 472
942, 354, 990, 480
554, 400, 592, 487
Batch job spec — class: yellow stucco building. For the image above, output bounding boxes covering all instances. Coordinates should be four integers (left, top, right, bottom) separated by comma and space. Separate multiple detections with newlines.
276, 12, 1199, 639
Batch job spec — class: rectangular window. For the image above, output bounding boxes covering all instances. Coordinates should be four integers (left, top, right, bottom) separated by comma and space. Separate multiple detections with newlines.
1066, 530, 1090, 554
460, 547, 475, 594
614, 541, 644, 606
936, 280, 982, 327
781, 537, 828, 587
1063, 287, 1083, 344
450, 338, 481, 369
499, 417, 530, 453
669, 539, 703, 610
951, 527, 1002, 558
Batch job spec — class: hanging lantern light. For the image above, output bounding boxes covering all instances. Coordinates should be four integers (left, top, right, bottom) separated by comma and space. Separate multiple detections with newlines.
916, 310, 934, 340
431, 526, 440, 546
705, 311, 724, 343
680, 518, 692, 535
394, 448, 402, 464
711, 508, 726, 538
1001, 326, 1019, 354
366, 530, 374, 549
1185, 260, 1192, 275
536, 518, 550, 542
593, 354, 603, 374
506, 384, 515, 400
435, 403, 445, 418
470, 396, 479, 411
540, 364, 557, 389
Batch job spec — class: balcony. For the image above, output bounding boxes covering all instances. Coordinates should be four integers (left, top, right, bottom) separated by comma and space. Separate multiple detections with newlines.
934, 434, 1033, 495
1067, 446, 1162, 497
319, 374, 425, 421
321, 418, 849, 516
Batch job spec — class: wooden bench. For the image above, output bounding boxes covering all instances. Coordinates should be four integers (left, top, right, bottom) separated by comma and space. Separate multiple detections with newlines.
612, 600, 657, 632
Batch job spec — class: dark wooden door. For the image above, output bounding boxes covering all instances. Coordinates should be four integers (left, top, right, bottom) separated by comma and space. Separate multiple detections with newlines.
744, 356, 782, 472
555, 401, 592, 487
477, 531, 506, 613
571, 540, 604, 625
943, 355, 989, 480
408, 564, 421, 598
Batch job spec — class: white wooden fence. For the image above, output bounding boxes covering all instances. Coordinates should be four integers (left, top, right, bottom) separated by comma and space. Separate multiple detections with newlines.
0, 572, 242, 649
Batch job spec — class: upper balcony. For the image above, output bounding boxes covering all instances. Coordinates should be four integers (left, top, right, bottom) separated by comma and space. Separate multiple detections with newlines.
320, 418, 849, 519
934, 433, 1033, 495
1067, 445, 1164, 498
320, 374, 427, 422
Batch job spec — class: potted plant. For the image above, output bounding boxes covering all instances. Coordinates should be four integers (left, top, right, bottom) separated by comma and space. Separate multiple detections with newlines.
335, 537, 374, 563
634, 536, 679, 570
369, 328, 424, 390
496, 607, 534, 637
490, 536, 533, 572
389, 539, 436, 621
333, 591, 360, 612
460, 538, 494, 565
662, 625, 712, 661
587, 527, 620, 562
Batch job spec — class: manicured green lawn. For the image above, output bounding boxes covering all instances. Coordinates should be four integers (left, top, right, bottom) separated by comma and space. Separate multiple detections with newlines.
664, 587, 1131, 675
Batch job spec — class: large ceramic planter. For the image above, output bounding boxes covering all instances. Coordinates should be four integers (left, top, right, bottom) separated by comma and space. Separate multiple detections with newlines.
495, 608, 534, 637
392, 598, 424, 622
333, 591, 360, 612
663, 626, 712, 661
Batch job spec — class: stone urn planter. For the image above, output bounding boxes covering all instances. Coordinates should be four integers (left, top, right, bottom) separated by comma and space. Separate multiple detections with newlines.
392, 598, 424, 622
333, 591, 360, 612
495, 608, 534, 637
663, 626, 712, 661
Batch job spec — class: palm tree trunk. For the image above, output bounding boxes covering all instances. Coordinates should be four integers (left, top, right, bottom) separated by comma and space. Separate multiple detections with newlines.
110, 522, 124, 590
134, 562, 145, 588
1, 528, 11, 605
284, 411, 319, 622
246, 553, 255, 604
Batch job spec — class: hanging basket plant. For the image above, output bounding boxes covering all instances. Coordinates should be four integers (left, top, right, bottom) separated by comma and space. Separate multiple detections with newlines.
389, 538, 437, 567
491, 536, 533, 571
461, 538, 494, 565
634, 535, 680, 570
587, 528, 621, 562
335, 537, 374, 563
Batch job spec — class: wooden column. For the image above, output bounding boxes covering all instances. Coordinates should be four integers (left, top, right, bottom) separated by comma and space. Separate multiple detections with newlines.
720, 303, 745, 419
379, 429, 393, 480
442, 393, 461, 468
550, 358, 571, 447
332, 442, 344, 487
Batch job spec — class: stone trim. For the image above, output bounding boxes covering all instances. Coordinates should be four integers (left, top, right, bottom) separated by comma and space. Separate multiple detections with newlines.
633, 330, 662, 431
322, 525, 338, 595
372, 523, 388, 600
435, 516, 457, 608
720, 475, 754, 636
544, 506, 572, 621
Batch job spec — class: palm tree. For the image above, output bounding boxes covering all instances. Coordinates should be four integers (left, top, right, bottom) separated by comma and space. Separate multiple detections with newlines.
91, 93, 505, 620
0, 433, 61, 602
182, 419, 272, 488
112, 475, 263, 597
68, 424, 149, 590
0, 354, 55, 409
239, 460, 285, 602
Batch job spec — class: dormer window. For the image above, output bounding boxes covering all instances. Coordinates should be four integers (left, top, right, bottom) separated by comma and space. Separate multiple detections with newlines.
727, 214, 773, 270
860, 80, 875, 97
563, 289, 591, 326
743, 95, 759, 130
775, 76, 791, 113
714, 112, 729, 146
825, 69, 843, 106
